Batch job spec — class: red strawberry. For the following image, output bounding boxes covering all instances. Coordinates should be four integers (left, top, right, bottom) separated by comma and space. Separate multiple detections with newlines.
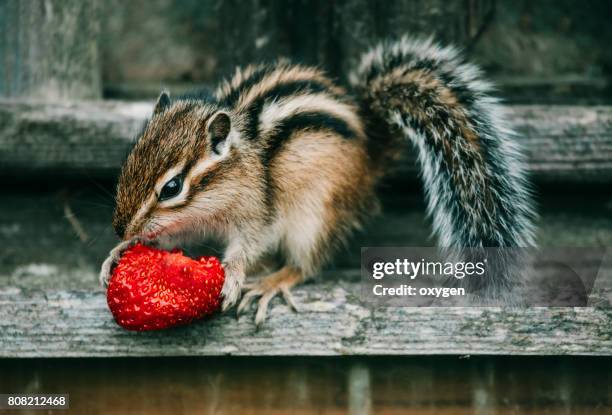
107, 244, 224, 331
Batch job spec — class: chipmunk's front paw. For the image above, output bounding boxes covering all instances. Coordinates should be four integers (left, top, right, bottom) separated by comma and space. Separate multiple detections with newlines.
99, 247, 124, 287
99, 259, 114, 287
99, 237, 146, 287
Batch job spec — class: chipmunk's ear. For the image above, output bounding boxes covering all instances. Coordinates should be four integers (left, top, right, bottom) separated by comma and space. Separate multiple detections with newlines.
206, 111, 231, 155
153, 91, 171, 115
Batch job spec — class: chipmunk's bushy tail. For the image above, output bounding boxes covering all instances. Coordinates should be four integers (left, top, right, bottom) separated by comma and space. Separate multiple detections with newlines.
351, 36, 535, 267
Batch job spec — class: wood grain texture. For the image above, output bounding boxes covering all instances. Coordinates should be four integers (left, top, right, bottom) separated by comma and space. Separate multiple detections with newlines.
0, 0, 102, 99
0, 282, 610, 358
2, 356, 610, 414
1, 100, 612, 183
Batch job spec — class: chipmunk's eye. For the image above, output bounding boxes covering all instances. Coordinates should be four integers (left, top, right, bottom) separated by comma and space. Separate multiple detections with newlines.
159, 175, 183, 201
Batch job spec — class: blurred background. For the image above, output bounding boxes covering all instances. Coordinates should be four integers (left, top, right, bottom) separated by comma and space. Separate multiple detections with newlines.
3, 0, 612, 103
1, 1, 611, 414
101, 0, 612, 104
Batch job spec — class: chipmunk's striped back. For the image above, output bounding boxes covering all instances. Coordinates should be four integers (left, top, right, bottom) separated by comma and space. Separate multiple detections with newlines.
212, 62, 375, 277
216, 63, 366, 163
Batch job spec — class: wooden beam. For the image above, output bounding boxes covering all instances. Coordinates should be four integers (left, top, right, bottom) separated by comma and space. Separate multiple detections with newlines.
1, 356, 609, 414
0, 0, 102, 99
0, 283, 610, 357
1, 100, 611, 184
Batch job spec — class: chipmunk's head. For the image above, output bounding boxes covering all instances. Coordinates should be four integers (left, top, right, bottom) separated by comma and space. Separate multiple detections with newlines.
112, 91, 240, 245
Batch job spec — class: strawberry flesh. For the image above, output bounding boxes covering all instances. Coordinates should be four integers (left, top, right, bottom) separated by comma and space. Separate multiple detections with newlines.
107, 244, 224, 331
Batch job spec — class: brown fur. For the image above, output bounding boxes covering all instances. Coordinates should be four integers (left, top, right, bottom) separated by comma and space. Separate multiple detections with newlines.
269, 129, 376, 274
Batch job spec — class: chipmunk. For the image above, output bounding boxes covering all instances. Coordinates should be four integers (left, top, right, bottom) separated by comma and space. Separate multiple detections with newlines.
100, 36, 535, 324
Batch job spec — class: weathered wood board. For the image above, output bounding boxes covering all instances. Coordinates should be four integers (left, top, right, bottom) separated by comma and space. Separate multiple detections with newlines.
0, 0, 102, 99
1, 100, 612, 184
2, 356, 610, 414
1, 283, 611, 357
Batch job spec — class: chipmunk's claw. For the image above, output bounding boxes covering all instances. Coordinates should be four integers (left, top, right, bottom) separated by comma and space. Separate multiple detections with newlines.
221, 274, 243, 312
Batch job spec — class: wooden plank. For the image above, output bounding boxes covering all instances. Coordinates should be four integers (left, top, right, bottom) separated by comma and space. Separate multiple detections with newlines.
1, 100, 612, 184
0, 100, 147, 174
0, 0, 102, 99
2, 356, 610, 414
0, 283, 611, 357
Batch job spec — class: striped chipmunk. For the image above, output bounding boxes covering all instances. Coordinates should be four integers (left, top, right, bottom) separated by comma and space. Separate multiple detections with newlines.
100, 36, 535, 325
